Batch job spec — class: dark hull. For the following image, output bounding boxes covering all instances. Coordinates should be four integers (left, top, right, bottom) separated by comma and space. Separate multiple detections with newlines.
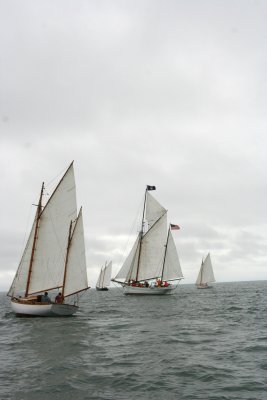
96, 287, 109, 291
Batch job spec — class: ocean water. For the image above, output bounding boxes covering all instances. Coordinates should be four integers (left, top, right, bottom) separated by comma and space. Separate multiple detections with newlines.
0, 281, 267, 400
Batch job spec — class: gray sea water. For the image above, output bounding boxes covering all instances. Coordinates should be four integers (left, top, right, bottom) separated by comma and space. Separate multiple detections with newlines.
0, 281, 267, 400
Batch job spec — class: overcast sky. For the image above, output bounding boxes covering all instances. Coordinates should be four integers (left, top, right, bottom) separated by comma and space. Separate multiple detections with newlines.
1, 0, 266, 290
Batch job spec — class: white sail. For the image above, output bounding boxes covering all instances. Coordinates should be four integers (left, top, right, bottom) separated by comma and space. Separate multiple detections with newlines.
96, 261, 112, 288
137, 213, 167, 281
114, 189, 183, 288
96, 268, 104, 288
102, 261, 112, 288
7, 216, 37, 296
27, 164, 77, 294
114, 235, 141, 282
162, 230, 183, 281
195, 261, 204, 285
196, 253, 215, 285
63, 208, 88, 297
146, 192, 167, 230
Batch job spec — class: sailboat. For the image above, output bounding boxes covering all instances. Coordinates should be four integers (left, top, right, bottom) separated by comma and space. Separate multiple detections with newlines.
7, 162, 90, 316
96, 261, 112, 291
112, 186, 183, 295
195, 253, 215, 289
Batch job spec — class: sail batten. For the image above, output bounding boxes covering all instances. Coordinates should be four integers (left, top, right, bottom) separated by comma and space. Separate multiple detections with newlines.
28, 285, 63, 296
64, 286, 90, 298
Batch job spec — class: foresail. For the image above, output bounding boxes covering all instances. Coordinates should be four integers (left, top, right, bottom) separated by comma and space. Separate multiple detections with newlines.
114, 235, 140, 282
137, 213, 167, 281
28, 164, 77, 294
145, 192, 167, 230
162, 231, 183, 281
7, 216, 37, 297
63, 208, 88, 297
202, 253, 216, 284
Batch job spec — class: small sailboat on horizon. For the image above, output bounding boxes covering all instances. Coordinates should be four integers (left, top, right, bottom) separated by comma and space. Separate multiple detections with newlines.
96, 261, 112, 291
7, 162, 90, 316
195, 253, 215, 289
112, 185, 184, 295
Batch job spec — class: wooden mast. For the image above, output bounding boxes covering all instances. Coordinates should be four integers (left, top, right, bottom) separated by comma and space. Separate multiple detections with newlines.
135, 187, 147, 282
61, 220, 73, 299
25, 182, 44, 297
161, 224, 171, 281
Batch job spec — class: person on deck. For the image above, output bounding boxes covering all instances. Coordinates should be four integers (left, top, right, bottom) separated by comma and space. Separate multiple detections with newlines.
156, 278, 162, 287
55, 292, 64, 304
41, 292, 51, 303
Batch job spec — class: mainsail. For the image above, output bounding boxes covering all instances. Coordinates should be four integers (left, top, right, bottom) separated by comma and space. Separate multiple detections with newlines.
136, 213, 167, 281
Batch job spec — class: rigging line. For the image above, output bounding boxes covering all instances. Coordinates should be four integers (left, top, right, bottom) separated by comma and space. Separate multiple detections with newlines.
112, 281, 125, 293
18, 203, 36, 261
116, 195, 144, 268
45, 162, 72, 189
11, 205, 38, 295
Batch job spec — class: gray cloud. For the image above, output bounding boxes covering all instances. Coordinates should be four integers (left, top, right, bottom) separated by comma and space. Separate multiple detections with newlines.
1, 0, 267, 290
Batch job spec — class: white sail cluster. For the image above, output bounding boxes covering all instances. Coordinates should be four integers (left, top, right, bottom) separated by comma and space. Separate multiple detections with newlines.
96, 261, 112, 289
114, 191, 183, 283
195, 253, 215, 286
8, 164, 88, 298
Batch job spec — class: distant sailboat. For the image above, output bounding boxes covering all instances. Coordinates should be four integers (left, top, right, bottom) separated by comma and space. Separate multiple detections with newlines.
195, 253, 215, 289
8, 162, 90, 316
112, 186, 183, 295
96, 261, 112, 291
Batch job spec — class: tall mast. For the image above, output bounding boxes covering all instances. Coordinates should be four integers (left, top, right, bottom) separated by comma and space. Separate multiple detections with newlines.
161, 224, 171, 280
25, 182, 44, 297
62, 220, 73, 298
135, 187, 147, 281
